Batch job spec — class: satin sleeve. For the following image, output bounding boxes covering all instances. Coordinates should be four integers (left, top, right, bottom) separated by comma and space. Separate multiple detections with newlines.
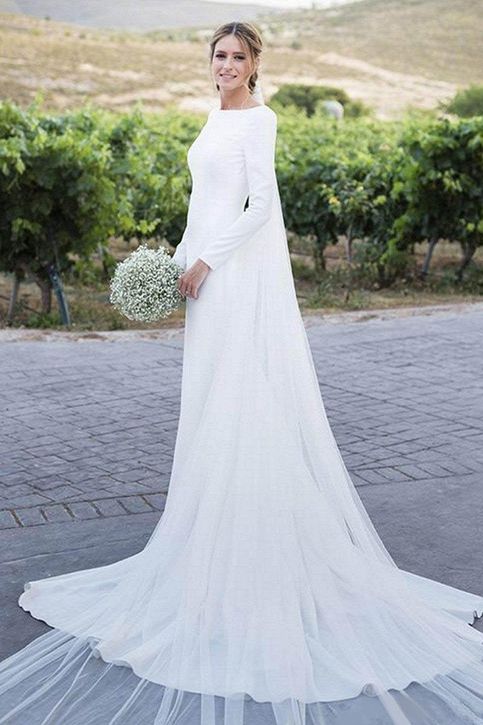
198, 109, 277, 271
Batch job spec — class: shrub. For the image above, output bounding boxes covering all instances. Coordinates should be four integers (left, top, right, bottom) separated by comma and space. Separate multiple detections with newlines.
445, 85, 483, 118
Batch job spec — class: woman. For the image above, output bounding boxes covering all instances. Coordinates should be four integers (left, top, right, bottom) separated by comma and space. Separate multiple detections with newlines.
1, 21, 483, 725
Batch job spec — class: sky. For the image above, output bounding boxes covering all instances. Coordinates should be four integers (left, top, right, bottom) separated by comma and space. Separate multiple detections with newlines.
203, 0, 359, 7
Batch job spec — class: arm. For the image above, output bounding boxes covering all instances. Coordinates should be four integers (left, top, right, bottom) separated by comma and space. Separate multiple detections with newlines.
171, 233, 188, 270
198, 109, 277, 271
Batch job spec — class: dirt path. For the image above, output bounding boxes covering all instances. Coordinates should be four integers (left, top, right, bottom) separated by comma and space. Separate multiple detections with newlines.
2, 301, 483, 343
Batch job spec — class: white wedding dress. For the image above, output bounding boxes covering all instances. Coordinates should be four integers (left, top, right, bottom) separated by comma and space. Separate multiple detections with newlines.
2, 103, 483, 725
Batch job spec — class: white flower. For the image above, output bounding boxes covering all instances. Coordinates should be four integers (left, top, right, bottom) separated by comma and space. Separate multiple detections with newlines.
109, 243, 183, 322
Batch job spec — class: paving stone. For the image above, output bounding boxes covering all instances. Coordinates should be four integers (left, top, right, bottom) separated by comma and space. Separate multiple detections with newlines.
1, 308, 483, 528
32, 475, 73, 491
63, 468, 109, 485
91, 498, 129, 517
111, 468, 157, 484
102, 481, 161, 496
14, 508, 47, 527
40, 485, 85, 502
342, 453, 373, 468
118, 496, 156, 514
374, 467, 415, 482
144, 493, 168, 511
435, 460, 476, 475
354, 469, 391, 485
418, 461, 464, 478
67, 502, 102, 520
42, 504, 74, 523
5, 493, 51, 507
0, 510, 18, 529
0, 473, 31, 487
393, 464, 433, 480
0, 464, 26, 477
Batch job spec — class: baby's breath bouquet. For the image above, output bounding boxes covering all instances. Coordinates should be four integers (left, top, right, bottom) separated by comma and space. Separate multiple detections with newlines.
109, 244, 184, 322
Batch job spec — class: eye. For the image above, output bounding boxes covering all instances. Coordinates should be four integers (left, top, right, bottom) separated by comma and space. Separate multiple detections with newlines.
214, 53, 245, 60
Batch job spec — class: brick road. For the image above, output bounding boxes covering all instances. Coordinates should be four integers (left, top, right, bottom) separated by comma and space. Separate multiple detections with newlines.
1, 303, 483, 656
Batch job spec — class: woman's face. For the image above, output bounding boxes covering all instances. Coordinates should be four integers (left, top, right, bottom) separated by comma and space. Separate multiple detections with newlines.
211, 34, 255, 92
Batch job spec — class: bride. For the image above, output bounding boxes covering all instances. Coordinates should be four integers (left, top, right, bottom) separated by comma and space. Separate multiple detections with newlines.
1, 20, 483, 725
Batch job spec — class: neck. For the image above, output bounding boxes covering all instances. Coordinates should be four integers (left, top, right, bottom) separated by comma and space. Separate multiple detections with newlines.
219, 88, 252, 110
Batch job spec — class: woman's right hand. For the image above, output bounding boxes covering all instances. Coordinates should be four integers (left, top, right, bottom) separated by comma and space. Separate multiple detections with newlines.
178, 258, 211, 299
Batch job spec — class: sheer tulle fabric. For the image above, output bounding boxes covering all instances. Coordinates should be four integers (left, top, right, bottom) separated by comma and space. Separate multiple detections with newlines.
1, 108, 483, 724
2, 628, 483, 724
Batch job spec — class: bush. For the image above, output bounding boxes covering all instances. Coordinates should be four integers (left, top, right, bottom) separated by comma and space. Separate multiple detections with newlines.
0, 102, 201, 318
271, 83, 371, 119
445, 85, 483, 118
390, 116, 483, 278
0, 102, 120, 314
271, 83, 350, 117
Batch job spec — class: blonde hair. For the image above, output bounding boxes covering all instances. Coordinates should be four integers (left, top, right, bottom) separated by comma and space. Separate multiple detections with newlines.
209, 22, 263, 95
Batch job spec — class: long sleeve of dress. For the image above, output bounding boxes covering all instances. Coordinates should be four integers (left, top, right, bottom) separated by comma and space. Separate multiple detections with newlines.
171, 232, 188, 271
198, 109, 277, 271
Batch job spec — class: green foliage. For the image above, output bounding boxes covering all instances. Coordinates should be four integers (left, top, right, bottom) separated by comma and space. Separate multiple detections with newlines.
271, 83, 372, 119
390, 116, 483, 277
25, 310, 62, 328
0, 102, 200, 316
276, 111, 482, 285
0, 102, 120, 312
0, 101, 481, 328
340, 99, 373, 119
445, 85, 483, 118
271, 83, 366, 118
427, 265, 483, 295
276, 113, 405, 283
308, 268, 373, 310
103, 108, 196, 244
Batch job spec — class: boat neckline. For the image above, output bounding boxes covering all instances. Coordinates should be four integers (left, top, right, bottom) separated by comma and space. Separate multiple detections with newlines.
213, 104, 266, 113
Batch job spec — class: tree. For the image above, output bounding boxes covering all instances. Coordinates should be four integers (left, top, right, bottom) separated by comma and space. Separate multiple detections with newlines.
0, 103, 121, 317
391, 117, 483, 279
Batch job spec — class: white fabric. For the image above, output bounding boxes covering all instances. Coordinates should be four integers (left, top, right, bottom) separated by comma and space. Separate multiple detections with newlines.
1, 103, 483, 725
251, 79, 264, 105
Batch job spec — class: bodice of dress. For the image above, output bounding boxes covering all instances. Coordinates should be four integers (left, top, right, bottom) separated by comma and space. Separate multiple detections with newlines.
172, 104, 277, 271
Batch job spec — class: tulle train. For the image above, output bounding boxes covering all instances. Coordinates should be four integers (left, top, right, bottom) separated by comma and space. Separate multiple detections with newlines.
1, 185, 483, 724
2, 625, 483, 724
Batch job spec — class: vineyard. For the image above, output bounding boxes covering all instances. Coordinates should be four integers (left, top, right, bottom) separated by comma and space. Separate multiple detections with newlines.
0, 100, 482, 329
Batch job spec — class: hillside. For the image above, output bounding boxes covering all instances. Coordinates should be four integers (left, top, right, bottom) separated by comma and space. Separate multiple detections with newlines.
271, 0, 482, 85
0, 0, 481, 118
0, 0, 280, 30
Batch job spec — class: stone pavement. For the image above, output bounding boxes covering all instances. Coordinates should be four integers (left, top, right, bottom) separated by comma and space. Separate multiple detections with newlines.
1, 303, 483, 658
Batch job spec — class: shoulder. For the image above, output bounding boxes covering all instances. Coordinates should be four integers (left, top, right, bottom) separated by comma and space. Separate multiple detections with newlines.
243, 106, 277, 134
248, 105, 277, 120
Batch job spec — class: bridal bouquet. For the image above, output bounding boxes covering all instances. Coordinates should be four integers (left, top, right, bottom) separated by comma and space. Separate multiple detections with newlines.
109, 244, 184, 322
